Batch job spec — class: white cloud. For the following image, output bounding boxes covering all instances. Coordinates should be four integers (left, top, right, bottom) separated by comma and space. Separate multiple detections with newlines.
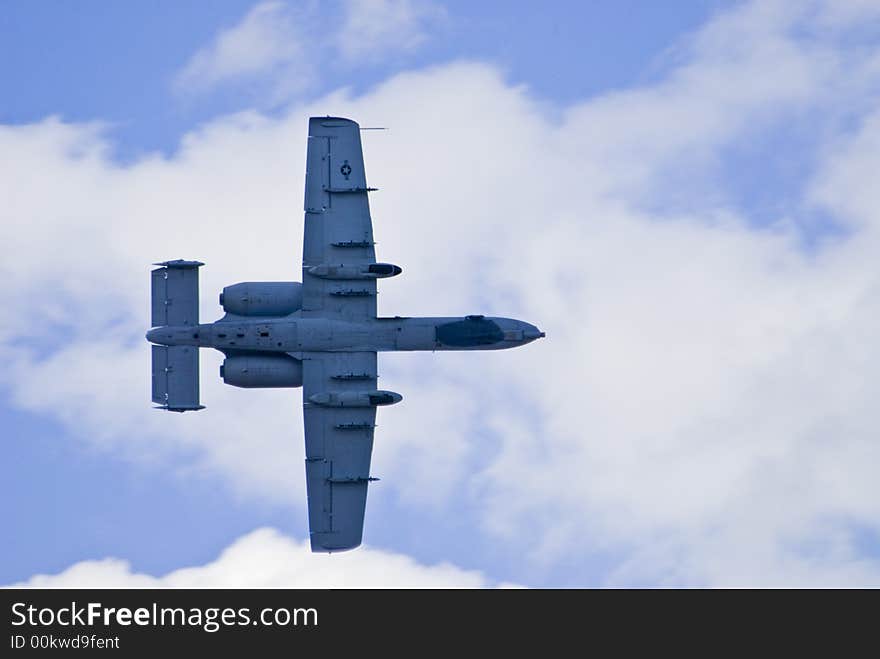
173, 0, 445, 102
9, 528, 514, 588
335, 0, 446, 62
3, 0, 880, 586
174, 2, 308, 98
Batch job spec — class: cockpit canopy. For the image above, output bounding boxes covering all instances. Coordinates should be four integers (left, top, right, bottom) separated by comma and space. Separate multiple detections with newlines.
436, 317, 504, 347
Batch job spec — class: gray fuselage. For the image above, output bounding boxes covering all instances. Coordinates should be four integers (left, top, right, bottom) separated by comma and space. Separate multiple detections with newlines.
147, 314, 545, 354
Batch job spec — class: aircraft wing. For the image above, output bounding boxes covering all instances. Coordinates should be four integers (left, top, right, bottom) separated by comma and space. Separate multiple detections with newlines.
302, 351, 378, 552
302, 117, 377, 320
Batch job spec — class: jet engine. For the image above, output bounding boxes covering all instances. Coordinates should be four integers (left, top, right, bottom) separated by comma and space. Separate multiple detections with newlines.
219, 282, 302, 316
220, 354, 303, 388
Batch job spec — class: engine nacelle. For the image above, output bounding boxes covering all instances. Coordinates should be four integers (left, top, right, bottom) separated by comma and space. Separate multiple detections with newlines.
220, 354, 303, 388
219, 282, 302, 316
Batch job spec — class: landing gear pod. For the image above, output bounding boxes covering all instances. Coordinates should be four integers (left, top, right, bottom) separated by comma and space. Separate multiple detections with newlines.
308, 390, 403, 407
307, 263, 402, 280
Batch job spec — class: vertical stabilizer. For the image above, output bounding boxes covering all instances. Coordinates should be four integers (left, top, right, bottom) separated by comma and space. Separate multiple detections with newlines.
151, 345, 204, 411
151, 259, 203, 327
149, 260, 205, 412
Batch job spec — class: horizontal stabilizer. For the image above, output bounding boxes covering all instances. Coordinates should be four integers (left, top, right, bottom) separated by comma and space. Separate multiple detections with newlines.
151, 345, 203, 412
151, 261, 202, 327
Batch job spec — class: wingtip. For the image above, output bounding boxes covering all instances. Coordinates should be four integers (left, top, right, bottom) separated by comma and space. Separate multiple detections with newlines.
310, 532, 363, 553
310, 115, 358, 126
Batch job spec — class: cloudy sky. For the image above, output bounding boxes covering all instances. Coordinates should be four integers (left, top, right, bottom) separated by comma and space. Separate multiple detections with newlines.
2, 0, 880, 588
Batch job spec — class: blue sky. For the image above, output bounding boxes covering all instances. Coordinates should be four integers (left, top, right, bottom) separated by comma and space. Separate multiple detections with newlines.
1, 1, 726, 158
3, 0, 880, 587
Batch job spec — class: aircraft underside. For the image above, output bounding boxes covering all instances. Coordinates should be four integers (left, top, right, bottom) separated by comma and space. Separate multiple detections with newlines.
146, 117, 544, 552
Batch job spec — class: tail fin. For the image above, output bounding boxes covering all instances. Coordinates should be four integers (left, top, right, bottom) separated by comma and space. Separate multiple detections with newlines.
150, 260, 205, 412
151, 345, 204, 412
151, 259, 203, 327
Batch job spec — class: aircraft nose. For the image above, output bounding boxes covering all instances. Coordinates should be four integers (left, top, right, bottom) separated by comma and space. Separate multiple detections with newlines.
518, 320, 545, 342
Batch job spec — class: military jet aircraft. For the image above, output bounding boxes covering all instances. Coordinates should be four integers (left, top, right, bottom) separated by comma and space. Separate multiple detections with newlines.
146, 116, 545, 552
